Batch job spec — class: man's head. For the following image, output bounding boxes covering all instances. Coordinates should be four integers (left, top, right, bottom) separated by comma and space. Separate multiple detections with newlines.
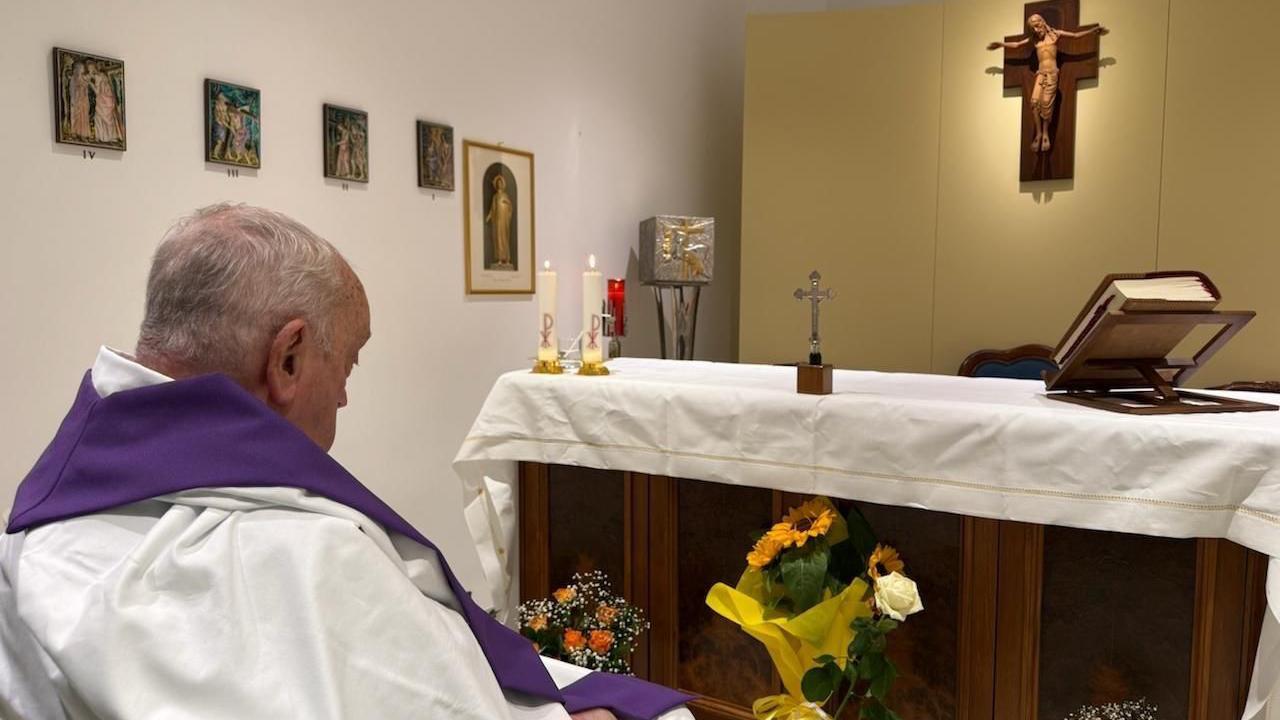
136, 203, 371, 451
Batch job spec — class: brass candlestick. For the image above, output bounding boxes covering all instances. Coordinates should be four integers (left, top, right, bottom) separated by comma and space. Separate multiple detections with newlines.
578, 360, 610, 376
532, 359, 564, 374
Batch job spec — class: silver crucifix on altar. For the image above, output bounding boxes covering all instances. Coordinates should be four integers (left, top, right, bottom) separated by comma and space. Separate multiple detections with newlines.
794, 270, 835, 366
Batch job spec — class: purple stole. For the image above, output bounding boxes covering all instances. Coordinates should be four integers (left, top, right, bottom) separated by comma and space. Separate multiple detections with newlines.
7, 372, 693, 719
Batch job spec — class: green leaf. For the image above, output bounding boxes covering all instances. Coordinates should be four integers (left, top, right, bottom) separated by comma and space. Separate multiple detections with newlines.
780, 539, 830, 613
845, 505, 879, 568
851, 629, 872, 656
802, 665, 836, 703
814, 654, 837, 666
859, 701, 889, 720
859, 651, 885, 680
875, 618, 899, 634
870, 658, 897, 700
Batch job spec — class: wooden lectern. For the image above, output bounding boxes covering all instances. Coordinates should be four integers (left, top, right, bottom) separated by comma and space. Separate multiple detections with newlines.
1045, 307, 1277, 415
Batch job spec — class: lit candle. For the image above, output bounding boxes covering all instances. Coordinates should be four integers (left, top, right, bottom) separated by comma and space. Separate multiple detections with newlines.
607, 278, 626, 337
582, 255, 605, 365
537, 260, 558, 363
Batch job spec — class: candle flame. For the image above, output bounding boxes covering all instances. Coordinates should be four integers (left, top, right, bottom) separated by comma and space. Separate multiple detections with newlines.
544, 260, 551, 271
588, 254, 597, 270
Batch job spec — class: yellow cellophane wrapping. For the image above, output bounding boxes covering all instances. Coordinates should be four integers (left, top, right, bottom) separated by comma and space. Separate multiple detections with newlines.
705, 569, 870, 700
750, 694, 833, 719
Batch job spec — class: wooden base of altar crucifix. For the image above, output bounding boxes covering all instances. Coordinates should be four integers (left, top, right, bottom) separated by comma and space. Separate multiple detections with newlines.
797, 363, 833, 395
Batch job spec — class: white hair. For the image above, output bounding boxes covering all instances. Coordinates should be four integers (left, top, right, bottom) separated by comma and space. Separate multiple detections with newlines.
136, 203, 352, 379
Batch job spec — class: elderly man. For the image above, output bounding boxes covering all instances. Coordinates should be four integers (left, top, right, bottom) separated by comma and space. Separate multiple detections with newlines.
0, 204, 692, 720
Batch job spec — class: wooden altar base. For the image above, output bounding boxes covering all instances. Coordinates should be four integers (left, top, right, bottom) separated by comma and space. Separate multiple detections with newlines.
518, 462, 1267, 720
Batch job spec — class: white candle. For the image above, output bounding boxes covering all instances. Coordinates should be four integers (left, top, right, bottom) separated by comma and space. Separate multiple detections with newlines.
581, 254, 604, 365
537, 260, 558, 363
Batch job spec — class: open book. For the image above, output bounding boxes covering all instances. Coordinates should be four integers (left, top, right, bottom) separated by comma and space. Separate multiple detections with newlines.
1052, 272, 1219, 366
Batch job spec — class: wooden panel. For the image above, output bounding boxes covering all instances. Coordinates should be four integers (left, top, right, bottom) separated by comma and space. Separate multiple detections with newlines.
677, 480, 779, 708
688, 696, 756, 720
1037, 527, 1195, 720
840, 501, 963, 720
518, 461, 550, 601
649, 474, 680, 689
629, 473, 652, 679
1242, 549, 1269, 711
547, 465, 627, 591
993, 521, 1043, 720
1189, 539, 1268, 720
958, 517, 1000, 720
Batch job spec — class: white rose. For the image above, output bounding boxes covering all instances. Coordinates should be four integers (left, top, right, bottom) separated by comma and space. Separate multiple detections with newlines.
873, 571, 923, 621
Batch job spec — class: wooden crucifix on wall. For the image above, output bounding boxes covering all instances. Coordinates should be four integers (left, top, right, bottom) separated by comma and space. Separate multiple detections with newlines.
988, 0, 1107, 181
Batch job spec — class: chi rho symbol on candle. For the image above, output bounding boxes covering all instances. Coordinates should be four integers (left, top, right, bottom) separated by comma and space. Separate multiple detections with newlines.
541, 314, 554, 349
587, 315, 601, 351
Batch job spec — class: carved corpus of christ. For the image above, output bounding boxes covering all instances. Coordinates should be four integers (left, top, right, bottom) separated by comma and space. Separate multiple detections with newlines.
987, 0, 1107, 181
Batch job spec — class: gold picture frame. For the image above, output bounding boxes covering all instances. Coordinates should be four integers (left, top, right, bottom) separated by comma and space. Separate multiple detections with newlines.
463, 140, 535, 294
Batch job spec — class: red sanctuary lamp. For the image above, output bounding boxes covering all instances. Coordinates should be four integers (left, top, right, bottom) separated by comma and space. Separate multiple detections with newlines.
606, 278, 626, 357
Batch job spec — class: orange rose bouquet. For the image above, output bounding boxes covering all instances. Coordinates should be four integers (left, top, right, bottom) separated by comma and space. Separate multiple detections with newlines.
518, 570, 648, 674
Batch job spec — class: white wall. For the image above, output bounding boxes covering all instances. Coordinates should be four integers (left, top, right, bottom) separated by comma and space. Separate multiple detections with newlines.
0, 0, 745, 594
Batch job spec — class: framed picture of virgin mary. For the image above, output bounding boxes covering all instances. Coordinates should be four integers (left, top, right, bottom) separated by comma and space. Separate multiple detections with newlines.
463, 140, 535, 294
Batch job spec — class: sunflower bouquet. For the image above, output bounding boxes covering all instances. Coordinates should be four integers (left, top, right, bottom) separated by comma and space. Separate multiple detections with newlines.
706, 497, 923, 720
518, 570, 648, 675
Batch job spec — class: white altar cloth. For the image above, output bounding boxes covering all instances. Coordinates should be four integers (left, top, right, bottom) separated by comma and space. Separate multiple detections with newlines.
454, 358, 1280, 718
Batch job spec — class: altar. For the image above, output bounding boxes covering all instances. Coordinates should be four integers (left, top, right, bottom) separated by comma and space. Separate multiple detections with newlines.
454, 359, 1280, 719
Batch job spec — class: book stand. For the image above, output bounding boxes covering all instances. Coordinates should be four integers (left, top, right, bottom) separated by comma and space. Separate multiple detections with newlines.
1044, 310, 1277, 415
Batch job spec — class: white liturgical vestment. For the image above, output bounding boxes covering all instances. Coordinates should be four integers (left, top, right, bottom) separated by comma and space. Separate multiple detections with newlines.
0, 347, 691, 720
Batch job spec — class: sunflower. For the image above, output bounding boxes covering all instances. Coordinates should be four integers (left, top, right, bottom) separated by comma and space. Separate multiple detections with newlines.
867, 544, 905, 579
767, 498, 837, 548
746, 535, 784, 569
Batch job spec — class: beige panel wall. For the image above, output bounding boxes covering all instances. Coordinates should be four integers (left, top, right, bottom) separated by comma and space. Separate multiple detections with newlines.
1155, 0, 1280, 387
739, 5, 944, 371
743, 0, 1279, 385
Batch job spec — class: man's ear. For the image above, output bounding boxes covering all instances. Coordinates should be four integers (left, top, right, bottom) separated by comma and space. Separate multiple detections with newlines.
265, 318, 308, 409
